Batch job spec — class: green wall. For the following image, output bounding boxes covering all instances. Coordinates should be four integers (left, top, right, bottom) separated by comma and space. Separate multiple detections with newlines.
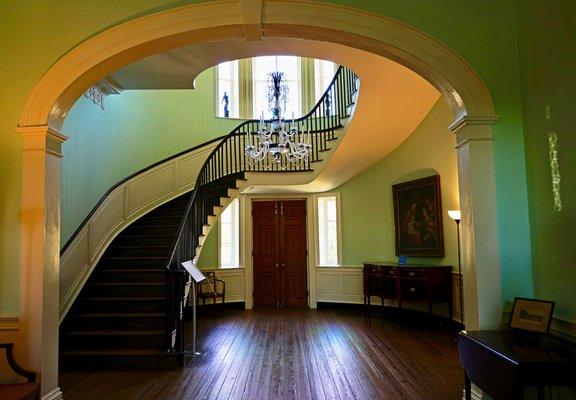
338, 100, 459, 268
516, 1, 576, 323
0, 0, 536, 317
61, 68, 239, 244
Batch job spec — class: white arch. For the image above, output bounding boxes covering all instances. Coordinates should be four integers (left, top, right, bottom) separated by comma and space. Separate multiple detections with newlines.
15, 1, 500, 397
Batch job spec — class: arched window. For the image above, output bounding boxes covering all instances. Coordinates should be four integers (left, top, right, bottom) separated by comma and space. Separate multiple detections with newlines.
216, 56, 336, 119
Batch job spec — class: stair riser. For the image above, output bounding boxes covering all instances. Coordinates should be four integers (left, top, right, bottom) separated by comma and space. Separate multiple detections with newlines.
74, 300, 166, 313
62, 334, 165, 349
82, 284, 166, 297
64, 317, 166, 331
133, 216, 182, 226
151, 207, 187, 217
123, 225, 180, 236
106, 246, 171, 257
92, 271, 166, 283
100, 258, 166, 268
115, 236, 175, 246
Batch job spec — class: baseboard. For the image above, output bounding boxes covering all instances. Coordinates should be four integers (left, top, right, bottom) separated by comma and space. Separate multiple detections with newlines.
42, 387, 63, 400
317, 302, 465, 330
0, 316, 19, 331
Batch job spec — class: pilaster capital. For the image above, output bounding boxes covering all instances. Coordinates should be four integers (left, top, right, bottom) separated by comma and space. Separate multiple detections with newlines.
17, 125, 68, 157
449, 115, 499, 148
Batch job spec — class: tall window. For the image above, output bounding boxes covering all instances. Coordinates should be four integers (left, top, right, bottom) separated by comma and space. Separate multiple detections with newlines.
317, 195, 340, 266
219, 198, 240, 268
217, 60, 239, 118
253, 56, 301, 119
314, 59, 337, 102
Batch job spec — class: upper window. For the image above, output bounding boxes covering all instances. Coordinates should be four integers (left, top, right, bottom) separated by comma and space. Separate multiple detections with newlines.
217, 60, 239, 118
216, 56, 336, 120
317, 195, 340, 267
253, 56, 301, 119
219, 198, 240, 268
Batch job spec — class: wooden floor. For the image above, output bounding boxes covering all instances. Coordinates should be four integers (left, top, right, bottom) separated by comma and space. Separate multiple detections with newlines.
60, 308, 464, 400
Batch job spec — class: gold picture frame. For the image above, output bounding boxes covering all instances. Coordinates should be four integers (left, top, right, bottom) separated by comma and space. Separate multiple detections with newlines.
509, 297, 555, 334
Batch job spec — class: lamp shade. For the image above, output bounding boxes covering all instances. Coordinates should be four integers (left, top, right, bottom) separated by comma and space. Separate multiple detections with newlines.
448, 210, 461, 222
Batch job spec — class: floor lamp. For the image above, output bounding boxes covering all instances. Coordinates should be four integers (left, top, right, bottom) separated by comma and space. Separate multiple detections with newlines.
448, 210, 464, 326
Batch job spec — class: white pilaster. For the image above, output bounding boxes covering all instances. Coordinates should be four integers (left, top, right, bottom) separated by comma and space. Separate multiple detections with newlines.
450, 116, 502, 330
17, 125, 67, 397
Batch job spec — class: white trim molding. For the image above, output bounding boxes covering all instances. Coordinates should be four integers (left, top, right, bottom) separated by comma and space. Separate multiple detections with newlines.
0, 316, 20, 331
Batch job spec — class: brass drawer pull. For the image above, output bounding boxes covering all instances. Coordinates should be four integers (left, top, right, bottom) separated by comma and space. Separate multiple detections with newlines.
409, 287, 416, 293
389, 270, 394, 275
409, 272, 415, 277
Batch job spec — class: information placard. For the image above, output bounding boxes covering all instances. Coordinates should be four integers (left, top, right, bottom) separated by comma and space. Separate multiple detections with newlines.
181, 260, 206, 283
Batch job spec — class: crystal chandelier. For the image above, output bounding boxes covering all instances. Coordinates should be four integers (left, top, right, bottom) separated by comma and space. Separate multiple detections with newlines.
245, 60, 312, 167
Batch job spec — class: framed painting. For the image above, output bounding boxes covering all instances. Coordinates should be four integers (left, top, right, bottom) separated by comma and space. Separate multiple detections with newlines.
509, 297, 555, 334
392, 175, 444, 257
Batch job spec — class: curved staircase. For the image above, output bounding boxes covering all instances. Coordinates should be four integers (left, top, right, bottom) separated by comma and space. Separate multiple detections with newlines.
60, 66, 359, 369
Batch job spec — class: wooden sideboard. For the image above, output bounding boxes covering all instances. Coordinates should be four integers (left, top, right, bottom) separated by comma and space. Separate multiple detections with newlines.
362, 262, 452, 318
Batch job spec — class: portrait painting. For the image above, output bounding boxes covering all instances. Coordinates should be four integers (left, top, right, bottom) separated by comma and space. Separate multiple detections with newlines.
392, 175, 444, 257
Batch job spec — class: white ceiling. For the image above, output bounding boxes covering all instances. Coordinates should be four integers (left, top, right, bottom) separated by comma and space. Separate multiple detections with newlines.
111, 38, 441, 191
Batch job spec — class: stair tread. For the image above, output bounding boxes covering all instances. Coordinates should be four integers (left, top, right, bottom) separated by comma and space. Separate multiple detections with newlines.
110, 245, 171, 248
97, 268, 165, 273
71, 312, 165, 318
104, 256, 166, 259
65, 329, 164, 336
80, 296, 165, 301
61, 348, 167, 356
90, 282, 165, 286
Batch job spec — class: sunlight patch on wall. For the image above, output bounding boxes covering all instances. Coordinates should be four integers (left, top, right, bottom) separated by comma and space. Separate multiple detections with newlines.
547, 131, 562, 212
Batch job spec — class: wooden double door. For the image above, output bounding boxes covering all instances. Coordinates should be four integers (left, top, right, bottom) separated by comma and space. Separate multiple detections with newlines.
252, 200, 308, 308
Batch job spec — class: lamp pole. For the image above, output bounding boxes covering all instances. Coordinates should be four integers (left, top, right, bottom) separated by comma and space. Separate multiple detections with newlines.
448, 210, 464, 326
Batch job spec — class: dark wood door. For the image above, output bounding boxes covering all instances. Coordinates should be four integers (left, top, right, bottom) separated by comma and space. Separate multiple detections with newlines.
253, 200, 308, 308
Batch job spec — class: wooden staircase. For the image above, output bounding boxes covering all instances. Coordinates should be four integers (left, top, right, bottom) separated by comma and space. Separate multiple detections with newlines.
60, 175, 246, 369
59, 66, 359, 369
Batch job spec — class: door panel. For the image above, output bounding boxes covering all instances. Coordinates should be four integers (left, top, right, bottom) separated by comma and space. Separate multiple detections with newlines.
252, 201, 279, 307
280, 200, 308, 307
252, 200, 308, 308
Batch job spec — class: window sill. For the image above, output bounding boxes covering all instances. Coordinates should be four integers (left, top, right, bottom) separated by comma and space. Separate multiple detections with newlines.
215, 115, 248, 121
316, 265, 341, 268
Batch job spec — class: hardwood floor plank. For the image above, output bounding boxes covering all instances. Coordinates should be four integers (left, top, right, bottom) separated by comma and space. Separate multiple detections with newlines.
60, 308, 464, 400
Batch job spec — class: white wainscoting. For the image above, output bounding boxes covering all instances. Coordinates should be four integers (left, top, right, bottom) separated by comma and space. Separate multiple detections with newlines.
315, 267, 364, 304
59, 142, 220, 322
197, 268, 246, 304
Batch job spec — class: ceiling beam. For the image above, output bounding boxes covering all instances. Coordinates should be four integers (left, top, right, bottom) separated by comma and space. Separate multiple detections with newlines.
240, 0, 263, 41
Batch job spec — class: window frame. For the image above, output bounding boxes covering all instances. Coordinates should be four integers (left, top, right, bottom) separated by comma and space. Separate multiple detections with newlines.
218, 197, 242, 269
313, 192, 343, 268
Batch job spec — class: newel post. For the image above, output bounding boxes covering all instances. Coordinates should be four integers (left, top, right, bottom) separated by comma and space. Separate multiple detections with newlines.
17, 125, 67, 399
450, 116, 502, 330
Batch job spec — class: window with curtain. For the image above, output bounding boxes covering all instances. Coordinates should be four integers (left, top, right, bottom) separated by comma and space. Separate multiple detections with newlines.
216, 56, 337, 119
219, 198, 240, 268
317, 195, 340, 267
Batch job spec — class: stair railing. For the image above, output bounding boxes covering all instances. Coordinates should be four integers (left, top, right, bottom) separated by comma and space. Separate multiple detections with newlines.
165, 66, 359, 354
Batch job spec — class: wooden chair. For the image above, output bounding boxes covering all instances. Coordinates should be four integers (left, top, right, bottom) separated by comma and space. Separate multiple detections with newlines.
197, 272, 225, 306
0, 343, 40, 400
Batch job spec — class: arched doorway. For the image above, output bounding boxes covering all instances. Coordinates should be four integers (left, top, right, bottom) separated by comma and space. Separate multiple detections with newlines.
16, 2, 500, 396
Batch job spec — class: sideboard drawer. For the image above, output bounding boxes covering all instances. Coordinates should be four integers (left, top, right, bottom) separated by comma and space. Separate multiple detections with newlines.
399, 268, 426, 279
401, 281, 427, 300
